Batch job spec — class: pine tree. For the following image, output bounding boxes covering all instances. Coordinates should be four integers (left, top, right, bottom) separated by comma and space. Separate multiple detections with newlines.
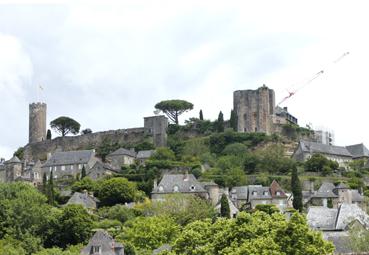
199, 110, 204, 120
81, 165, 86, 179
42, 172, 47, 194
48, 171, 55, 205
230, 109, 237, 131
46, 129, 52, 140
217, 111, 224, 132
291, 167, 303, 212
220, 194, 230, 218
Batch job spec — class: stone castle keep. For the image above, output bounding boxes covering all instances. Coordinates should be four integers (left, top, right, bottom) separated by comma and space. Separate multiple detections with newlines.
24, 102, 168, 161
234, 85, 298, 135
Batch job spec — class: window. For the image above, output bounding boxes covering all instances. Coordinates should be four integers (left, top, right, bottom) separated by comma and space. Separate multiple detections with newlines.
70, 165, 74, 170
49, 167, 52, 171
54, 166, 57, 171
263, 191, 268, 196
190, 185, 196, 191
276, 191, 281, 196
90, 246, 101, 254
78, 164, 82, 170
61, 165, 65, 171
173, 185, 179, 192
252, 191, 257, 196
158, 186, 164, 192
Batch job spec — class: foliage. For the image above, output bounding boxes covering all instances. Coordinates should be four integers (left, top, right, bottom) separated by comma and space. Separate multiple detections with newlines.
98, 205, 138, 224
13, 147, 24, 160
137, 194, 216, 225
291, 167, 303, 212
0, 237, 26, 255
81, 165, 86, 179
50, 116, 81, 137
46, 129, 52, 140
81, 128, 92, 135
222, 143, 247, 157
230, 109, 237, 131
48, 171, 55, 205
220, 194, 230, 218
327, 198, 333, 208
216, 111, 224, 133
255, 204, 279, 215
118, 216, 180, 254
98, 177, 139, 206
151, 147, 176, 161
134, 141, 155, 151
71, 177, 99, 193
348, 224, 369, 253
33, 245, 82, 255
155, 100, 194, 124
199, 110, 203, 120
304, 154, 339, 174
170, 211, 334, 255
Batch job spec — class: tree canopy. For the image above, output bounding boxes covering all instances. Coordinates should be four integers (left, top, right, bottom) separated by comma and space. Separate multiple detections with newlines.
50, 116, 81, 137
155, 100, 193, 124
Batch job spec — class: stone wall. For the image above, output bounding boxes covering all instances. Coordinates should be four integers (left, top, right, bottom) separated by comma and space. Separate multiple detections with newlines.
29, 103, 47, 143
24, 127, 148, 161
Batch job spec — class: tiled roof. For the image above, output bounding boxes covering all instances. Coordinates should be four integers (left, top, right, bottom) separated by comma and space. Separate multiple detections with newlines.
313, 182, 338, 198
108, 148, 136, 158
231, 186, 248, 200
43, 150, 94, 167
81, 230, 124, 255
152, 174, 207, 194
335, 203, 369, 230
346, 143, 369, 158
299, 140, 352, 157
248, 185, 272, 200
5, 156, 21, 164
66, 192, 99, 209
137, 150, 155, 159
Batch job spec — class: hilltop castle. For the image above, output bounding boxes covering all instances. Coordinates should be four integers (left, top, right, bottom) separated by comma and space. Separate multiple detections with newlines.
24, 102, 168, 161
234, 85, 298, 134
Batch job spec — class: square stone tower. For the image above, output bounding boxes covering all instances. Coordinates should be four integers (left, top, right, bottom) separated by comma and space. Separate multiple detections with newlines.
233, 85, 275, 134
144, 115, 168, 147
29, 102, 47, 143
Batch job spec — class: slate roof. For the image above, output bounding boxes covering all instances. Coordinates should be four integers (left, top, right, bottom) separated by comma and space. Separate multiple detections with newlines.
248, 185, 272, 200
89, 161, 119, 173
66, 192, 99, 210
307, 203, 369, 231
108, 148, 136, 158
335, 183, 349, 190
43, 150, 94, 167
5, 156, 21, 164
231, 186, 249, 200
313, 182, 338, 198
345, 143, 369, 159
299, 140, 352, 157
350, 189, 364, 202
152, 174, 207, 194
81, 230, 124, 255
323, 232, 352, 254
137, 150, 155, 159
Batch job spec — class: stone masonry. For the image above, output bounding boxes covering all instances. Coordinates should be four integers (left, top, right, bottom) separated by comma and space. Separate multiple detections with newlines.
29, 103, 47, 143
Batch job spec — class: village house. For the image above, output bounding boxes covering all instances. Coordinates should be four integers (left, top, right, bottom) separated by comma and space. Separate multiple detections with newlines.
81, 230, 124, 255
151, 173, 209, 201
136, 150, 155, 165
230, 180, 288, 211
66, 191, 99, 211
42, 150, 98, 179
307, 203, 369, 254
106, 148, 136, 169
87, 161, 119, 180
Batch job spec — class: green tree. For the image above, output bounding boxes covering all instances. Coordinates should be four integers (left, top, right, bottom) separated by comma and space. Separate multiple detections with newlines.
220, 194, 230, 218
98, 178, 139, 206
255, 204, 279, 215
98, 205, 137, 224
151, 148, 175, 161
118, 216, 180, 254
13, 147, 24, 160
230, 109, 237, 131
305, 153, 338, 174
0, 237, 26, 255
81, 165, 86, 179
222, 143, 248, 157
71, 177, 98, 193
48, 171, 55, 205
46, 129, 52, 140
155, 100, 194, 124
217, 111, 224, 132
42, 172, 47, 194
327, 198, 333, 208
50, 116, 81, 137
291, 167, 303, 212
348, 225, 369, 253
80, 128, 92, 135
199, 110, 203, 120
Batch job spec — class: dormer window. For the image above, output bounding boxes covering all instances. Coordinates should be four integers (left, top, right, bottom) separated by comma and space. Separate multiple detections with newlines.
252, 191, 257, 196
276, 191, 281, 196
173, 185, 179, 192
90, 245, 101, 254
158, 186, 164, 192
263, 191, 268, 196
190, 185, 196, 191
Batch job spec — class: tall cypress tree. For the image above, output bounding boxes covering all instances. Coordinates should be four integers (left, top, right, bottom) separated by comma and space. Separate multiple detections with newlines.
291, 167, 303, 212
217, 111, 224, 132
230, 109, 237, 131
199, 110, 204, 120
81, 165, 86, 179
48, 171, 55, 205
46, 129, 52, 140
220, 194, 231, 218
42, 172, 47, 194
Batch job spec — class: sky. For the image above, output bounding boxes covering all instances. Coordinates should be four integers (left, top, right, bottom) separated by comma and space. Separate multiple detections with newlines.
0, 0, 368, 159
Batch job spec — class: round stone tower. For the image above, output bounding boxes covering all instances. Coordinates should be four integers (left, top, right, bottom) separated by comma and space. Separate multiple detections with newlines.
29, 102, 47, 143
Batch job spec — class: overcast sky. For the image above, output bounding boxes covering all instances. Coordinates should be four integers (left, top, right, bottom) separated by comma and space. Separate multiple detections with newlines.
0, 0, 368, 159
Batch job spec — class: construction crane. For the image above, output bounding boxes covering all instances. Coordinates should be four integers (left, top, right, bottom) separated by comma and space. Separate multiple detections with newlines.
277, 52, 350, 106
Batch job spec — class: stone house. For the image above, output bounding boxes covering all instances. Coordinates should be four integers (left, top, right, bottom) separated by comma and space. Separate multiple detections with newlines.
230, 180, 288, 211
42, 150, 97, 179
307, 203, 369, 254
151, 173, 209, 201
215, 193, 239, 218
87, 161, 119, 180
106, 148, 136, 169
346, 143, 369, 161
293, 140, 353, 168
66, 191, 99, 211
81, 230, 124, 255
136, 150, 155, 165
2, 156, 23, 182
